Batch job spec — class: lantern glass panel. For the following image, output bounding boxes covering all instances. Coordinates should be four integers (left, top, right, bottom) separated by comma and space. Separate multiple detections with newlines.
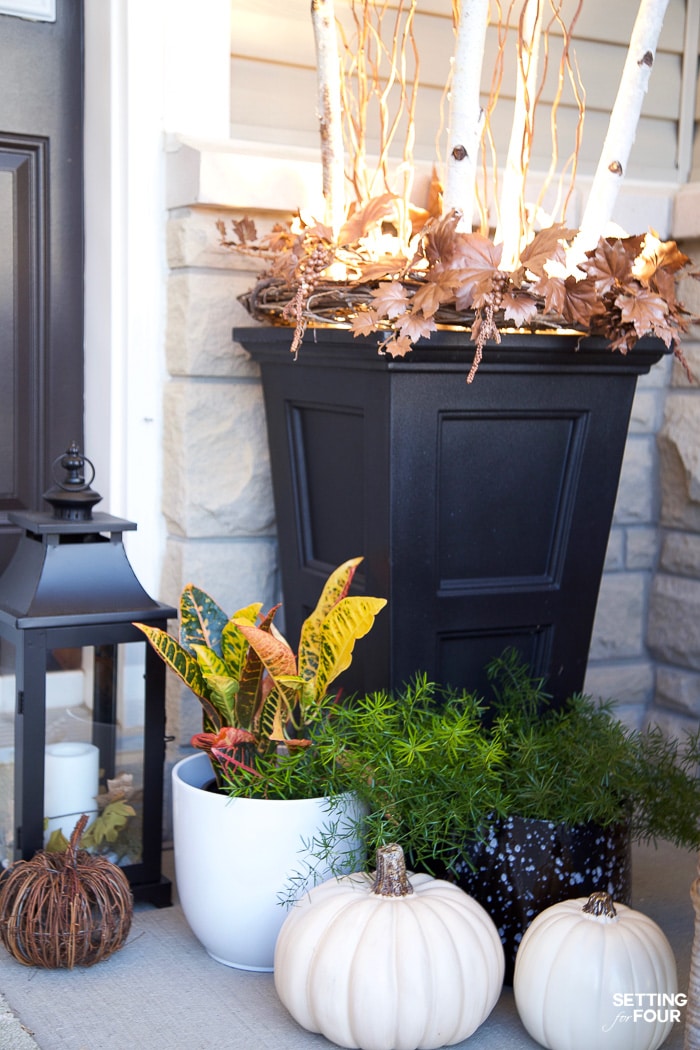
0, 637, 15, 869
43, 642, 147, 866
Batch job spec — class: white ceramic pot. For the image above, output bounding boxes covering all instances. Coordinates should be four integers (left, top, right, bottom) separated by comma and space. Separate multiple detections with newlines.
172, 752, 364, 970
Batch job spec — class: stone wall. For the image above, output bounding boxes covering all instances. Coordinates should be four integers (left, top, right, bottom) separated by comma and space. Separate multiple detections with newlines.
163, 204, 276, 755
644, 238, 700, 739
583, 356, 672, 728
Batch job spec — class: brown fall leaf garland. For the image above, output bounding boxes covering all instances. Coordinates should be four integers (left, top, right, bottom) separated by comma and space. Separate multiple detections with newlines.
221, 203, 696, 382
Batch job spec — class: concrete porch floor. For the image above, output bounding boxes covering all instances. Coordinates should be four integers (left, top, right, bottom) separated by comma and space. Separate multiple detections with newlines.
0, 840, 696, 1050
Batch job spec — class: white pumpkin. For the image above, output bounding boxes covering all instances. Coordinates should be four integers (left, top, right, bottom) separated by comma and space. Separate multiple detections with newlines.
274, 842, 505, 1050
513, 891, 678, 1050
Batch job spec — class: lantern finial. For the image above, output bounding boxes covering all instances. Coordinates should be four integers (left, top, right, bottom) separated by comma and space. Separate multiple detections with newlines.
43, 443, 102, 521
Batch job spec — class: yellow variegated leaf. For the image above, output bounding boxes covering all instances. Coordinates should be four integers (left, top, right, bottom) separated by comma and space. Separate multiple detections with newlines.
135, 623, 205, 696
308, 595, 387, 706
298, 557, 363, 678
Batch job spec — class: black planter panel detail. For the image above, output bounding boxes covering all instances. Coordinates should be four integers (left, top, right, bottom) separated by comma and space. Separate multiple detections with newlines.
436, 409, 584, 585
238, 327, 666, 703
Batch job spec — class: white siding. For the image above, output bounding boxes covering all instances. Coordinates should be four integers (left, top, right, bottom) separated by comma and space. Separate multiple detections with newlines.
229, 0, 692, 188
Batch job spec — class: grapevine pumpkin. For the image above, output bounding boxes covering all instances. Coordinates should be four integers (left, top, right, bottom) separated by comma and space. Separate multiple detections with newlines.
274, 842, 505, 1050
513, 891, 677, 1050
0, 815, 133, 968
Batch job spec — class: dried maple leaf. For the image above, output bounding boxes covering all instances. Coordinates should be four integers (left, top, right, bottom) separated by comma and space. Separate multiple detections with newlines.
561, 275, 604, 327
534, 274, 568, 317
426, 167, 443, 217
502, 291, 539, 328
616, 289, 670, 338
351, 310, 381, 336
355, 256, 409, 282
636, 232, 690, 280
650, 267, 678, 308
519, 224, 577, 278
412, 273, 458, 317
581, 238, 634, 293
370, 281, 410, 319
231, 217, 257, 244
339, 194, 397, 244
381, 333, 414, 357
452, 235, 504, 310
421, 211, 463, 265
396, 310, 438, 342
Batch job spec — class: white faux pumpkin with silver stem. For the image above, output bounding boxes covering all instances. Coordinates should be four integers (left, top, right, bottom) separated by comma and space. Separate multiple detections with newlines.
274, 842, 505, 1050
513, 891, 678, 1050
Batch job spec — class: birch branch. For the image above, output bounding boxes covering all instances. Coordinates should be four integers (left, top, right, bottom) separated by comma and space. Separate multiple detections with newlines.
311, 0, 346, 237
495, 0, 544, 271
570, 0, 671, 261
442, 0, 490, 230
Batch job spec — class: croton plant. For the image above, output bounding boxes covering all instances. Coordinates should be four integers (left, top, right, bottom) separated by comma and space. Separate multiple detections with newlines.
135, 557, 386, 791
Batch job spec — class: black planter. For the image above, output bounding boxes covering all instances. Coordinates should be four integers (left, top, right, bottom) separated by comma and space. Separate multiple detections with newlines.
236, 326, 666, 703
449, 815, 632, 984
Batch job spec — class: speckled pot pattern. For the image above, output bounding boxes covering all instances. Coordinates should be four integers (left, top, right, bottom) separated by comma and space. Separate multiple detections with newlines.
450, 815, 632, 983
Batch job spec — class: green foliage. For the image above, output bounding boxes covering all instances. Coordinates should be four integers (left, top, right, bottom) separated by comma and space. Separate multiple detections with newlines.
135, 557, 386, 792
45, 800, 137, 855
218, 702, 344, 801
313, 651, 700, 876
311, 675, 508, 874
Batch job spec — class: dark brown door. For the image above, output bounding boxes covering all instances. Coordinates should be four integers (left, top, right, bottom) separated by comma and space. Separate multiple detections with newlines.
0, 1, 84, 570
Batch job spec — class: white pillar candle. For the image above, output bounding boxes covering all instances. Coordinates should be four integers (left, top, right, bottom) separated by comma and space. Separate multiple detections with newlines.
44, 741, 100, 844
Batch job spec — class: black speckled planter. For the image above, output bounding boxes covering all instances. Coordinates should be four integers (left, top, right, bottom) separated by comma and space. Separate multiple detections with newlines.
450, 815, 632, 983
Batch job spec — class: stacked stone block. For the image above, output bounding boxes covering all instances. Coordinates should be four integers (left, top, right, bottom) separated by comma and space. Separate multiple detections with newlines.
645, 249, 700, 738
583, 357, 671, 727
163, 205, 277, 753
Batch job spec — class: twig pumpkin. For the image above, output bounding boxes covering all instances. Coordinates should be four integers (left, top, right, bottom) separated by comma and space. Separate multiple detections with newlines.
0, 815, 133, 968
513, 891, 678, 1050
274, 842, 504, 1050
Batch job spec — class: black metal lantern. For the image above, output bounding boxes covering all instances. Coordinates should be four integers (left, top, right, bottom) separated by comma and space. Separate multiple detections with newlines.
0, 445, 176, 905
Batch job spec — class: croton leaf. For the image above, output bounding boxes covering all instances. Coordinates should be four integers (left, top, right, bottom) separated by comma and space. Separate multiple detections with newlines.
311, 595, 387, 705
234, 620, 297, 682
179, 584, 228, 655
220, 603, 263, 675
135, 623, 205, 698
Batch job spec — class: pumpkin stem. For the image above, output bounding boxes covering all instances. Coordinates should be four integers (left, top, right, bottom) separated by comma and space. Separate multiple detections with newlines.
371, 843, 414, 897
582, 890, 618, 919
67, 815, 89, 865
